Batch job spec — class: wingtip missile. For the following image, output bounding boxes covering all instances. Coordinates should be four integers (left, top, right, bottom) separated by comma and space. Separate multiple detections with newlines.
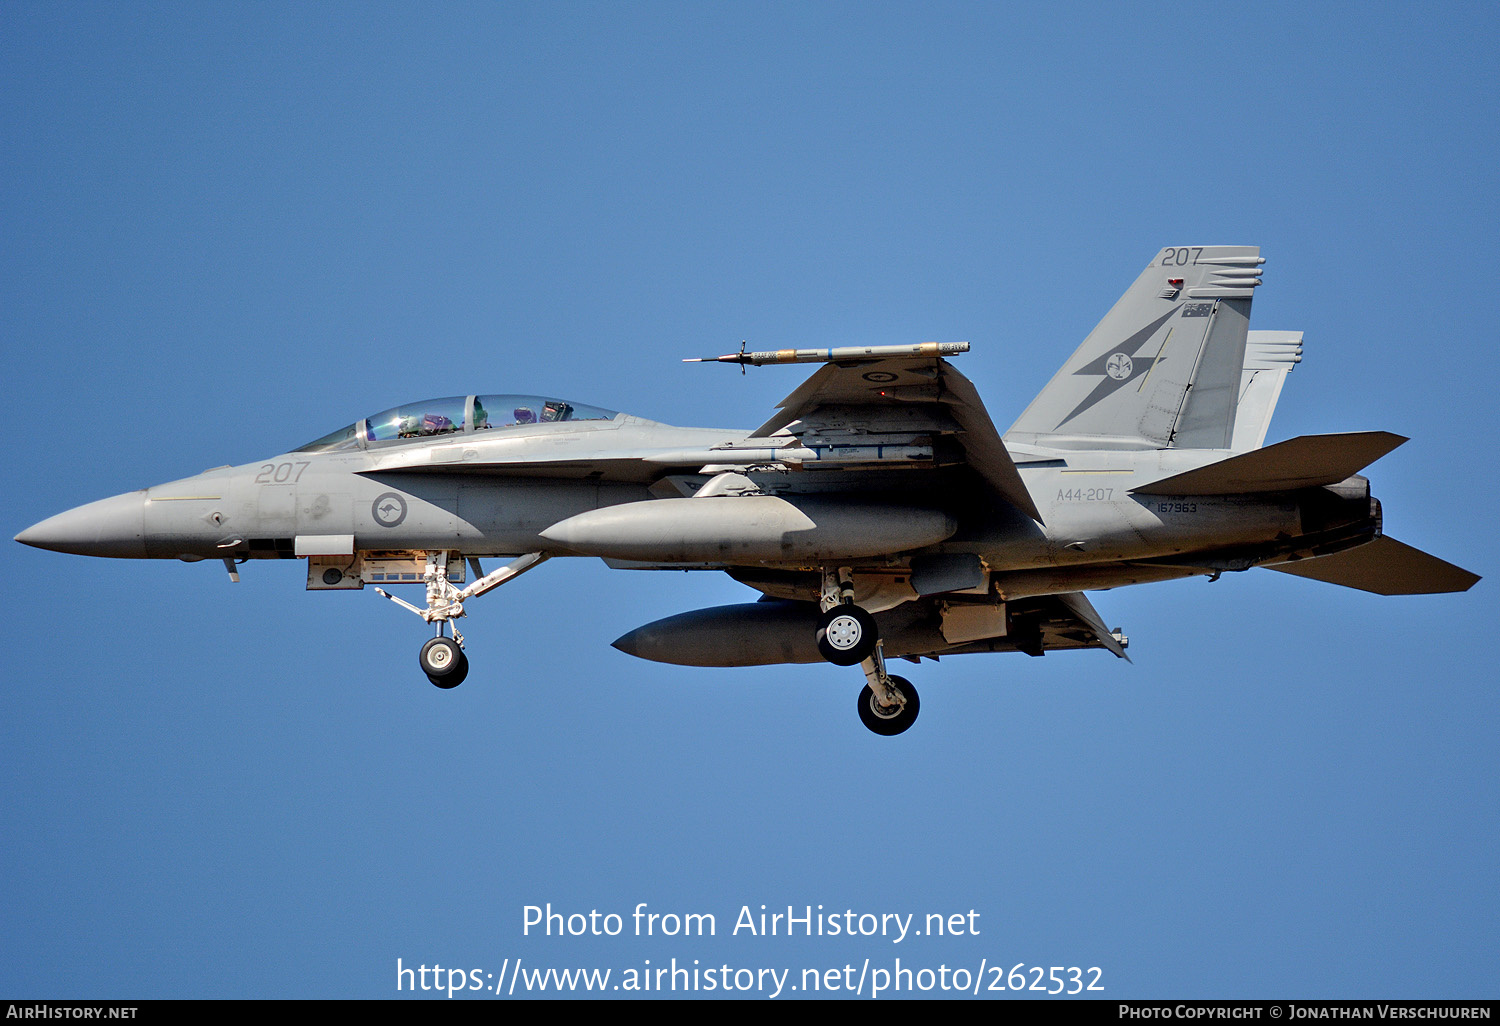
686, 341, 970, 366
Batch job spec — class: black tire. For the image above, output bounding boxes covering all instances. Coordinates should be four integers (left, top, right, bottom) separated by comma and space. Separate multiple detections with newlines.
857, 676, 919, 736
816, 604, 879, 666
420, 637, 465, 683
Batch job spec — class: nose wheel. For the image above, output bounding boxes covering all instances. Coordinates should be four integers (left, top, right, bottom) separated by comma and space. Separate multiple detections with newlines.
420, 635, 469, 688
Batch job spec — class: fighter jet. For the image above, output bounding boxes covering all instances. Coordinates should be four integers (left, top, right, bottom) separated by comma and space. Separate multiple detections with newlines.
16, 246, 1478, 735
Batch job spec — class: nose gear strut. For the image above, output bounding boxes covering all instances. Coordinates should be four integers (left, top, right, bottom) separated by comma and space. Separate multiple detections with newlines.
375, 550, 549, 687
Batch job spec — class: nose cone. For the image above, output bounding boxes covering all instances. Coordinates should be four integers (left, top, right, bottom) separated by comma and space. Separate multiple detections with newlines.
15, 490, 148, 558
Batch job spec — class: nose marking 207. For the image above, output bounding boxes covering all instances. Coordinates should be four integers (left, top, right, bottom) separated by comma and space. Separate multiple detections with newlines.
253, 461, 310, 484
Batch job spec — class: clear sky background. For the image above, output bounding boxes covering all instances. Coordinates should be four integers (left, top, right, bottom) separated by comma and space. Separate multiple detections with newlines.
3, 1, 1496, 1000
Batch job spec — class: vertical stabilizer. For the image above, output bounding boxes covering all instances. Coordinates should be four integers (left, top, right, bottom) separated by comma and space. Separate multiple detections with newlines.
1232, 331, 1303, 451
1008, 246, 1263, 449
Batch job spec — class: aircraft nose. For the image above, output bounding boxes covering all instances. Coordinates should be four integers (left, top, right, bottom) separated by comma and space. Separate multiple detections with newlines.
14, 490, 148, 558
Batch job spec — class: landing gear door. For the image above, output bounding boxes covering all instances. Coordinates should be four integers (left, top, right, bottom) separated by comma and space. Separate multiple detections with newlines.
308, 551, 469, 591
308, 554, 365, 590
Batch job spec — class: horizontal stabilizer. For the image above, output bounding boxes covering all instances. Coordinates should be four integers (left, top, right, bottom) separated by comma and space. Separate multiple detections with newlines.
1132, 431, 1406, 495
1266, 536, 1479, 595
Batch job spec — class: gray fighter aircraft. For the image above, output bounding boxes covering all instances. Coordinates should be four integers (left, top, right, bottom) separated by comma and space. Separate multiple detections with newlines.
16, 246, 1479, 734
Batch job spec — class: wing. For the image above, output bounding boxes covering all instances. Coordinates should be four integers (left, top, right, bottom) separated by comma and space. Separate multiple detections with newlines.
747, 350, 1043, 523
932, 592, 1129, 660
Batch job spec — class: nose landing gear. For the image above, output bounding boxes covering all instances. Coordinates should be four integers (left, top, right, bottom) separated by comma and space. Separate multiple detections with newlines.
376, 550, 548, 689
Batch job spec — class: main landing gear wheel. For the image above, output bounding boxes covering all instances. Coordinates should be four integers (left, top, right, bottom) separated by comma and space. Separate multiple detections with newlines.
420, 636, 469, 689
858, 676, 919, 736
816, 604, 879, 666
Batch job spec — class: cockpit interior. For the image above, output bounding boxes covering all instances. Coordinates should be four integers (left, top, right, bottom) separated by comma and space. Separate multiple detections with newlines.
295, 395, 619, 453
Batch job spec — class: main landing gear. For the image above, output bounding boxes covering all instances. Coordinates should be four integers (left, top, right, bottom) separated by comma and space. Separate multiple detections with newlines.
858, 675, 919, 736
819, 567, 920, 736
376, 550, 548, 689
816, 604, 879, 665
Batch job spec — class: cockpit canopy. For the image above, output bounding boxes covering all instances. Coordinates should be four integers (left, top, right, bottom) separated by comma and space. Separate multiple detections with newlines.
295, 395, 619, 453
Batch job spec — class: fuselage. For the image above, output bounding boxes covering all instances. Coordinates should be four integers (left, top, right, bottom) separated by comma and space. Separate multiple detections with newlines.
16, 410, 1375, 591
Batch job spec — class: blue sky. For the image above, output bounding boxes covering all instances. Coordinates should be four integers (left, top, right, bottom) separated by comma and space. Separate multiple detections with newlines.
3, 1, 1496, 999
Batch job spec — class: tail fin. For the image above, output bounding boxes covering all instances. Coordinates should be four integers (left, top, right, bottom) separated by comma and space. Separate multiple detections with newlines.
1008, 246, 1263, 450
1231, 330, 1303, 451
